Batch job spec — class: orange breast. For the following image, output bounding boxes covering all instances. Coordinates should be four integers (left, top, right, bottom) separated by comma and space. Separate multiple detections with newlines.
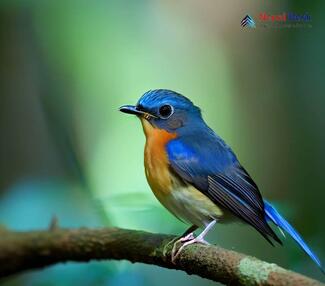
140, 119, 225, 226
141, 119, 177, 200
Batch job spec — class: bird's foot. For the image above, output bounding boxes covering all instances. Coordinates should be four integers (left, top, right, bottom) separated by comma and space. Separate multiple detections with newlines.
171, 234, 209, 264
180, 232, 196, 242
170, 232, 195, 259
163, 232, 195, 257
162, 237, 178, 257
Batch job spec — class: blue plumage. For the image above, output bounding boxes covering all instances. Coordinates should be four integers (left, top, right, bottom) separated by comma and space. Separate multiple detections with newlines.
166, 134, 282, 245
120, 89, 323, 271
264, 201, 324, 272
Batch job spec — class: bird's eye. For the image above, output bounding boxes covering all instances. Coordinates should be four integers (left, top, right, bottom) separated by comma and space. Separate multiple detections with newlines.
158, 104, 173, 119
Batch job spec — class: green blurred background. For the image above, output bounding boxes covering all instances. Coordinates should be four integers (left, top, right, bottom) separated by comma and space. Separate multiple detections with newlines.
0, 1, 324, 285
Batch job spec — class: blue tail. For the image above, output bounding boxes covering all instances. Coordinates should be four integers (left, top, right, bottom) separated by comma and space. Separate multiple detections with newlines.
264, 200, 324, 273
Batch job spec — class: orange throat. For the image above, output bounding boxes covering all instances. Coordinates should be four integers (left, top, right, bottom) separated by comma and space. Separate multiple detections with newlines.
140, 118, 177, 197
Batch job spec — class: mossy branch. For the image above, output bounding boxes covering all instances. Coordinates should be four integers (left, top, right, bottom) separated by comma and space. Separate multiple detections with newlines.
0, 227, 322, 286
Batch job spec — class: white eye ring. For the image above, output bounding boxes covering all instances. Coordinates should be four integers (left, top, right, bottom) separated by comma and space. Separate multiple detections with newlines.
158, 104, 174, 119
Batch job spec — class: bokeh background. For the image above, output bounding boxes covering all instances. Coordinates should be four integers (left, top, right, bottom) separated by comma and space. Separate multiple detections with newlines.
0, 1, 324, 285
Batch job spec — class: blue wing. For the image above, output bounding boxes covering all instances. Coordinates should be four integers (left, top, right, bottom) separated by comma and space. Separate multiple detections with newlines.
166, 132, 281, 245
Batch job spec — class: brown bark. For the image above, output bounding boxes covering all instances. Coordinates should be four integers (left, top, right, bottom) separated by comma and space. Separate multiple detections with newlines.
0, 227, 323, 286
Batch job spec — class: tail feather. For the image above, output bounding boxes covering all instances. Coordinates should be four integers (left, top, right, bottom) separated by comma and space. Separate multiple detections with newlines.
264, 200, 324, 273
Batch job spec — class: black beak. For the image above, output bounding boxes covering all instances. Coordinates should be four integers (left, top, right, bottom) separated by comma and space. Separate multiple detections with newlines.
119, 105, 156, 119
119, 105, 143, 116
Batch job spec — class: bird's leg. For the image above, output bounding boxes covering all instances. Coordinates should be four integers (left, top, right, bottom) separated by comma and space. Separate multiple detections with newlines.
171, 220, 216, 263
179, 225, 198, 238
170, 225, 198, 257
163, 225, 198, 257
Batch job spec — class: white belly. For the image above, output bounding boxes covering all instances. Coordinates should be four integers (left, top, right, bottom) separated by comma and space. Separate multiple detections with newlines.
161, 183, 224, 227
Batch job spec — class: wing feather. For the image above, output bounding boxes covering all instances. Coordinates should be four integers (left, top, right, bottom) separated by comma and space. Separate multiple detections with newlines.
166, 135, 281, 244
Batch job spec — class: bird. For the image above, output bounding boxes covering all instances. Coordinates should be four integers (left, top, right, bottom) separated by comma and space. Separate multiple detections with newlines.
119, 89, 323, 271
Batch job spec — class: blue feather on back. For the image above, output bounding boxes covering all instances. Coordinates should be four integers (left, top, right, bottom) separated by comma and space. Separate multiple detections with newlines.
166, 133, 282, 245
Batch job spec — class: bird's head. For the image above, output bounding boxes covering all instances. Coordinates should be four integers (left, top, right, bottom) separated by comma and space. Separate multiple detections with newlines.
119, 89, 203, 135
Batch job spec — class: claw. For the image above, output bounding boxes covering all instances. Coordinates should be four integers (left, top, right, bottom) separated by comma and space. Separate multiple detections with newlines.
162, 237, 178, 257
163, 232, 196, 257
181, 232, 196, 242
171, 232, 196, 260
171, 220, 216, 264
171, 236, 209, 263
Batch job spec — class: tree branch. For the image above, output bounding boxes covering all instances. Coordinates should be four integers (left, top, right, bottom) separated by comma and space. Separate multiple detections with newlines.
0, 227, 322, 285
